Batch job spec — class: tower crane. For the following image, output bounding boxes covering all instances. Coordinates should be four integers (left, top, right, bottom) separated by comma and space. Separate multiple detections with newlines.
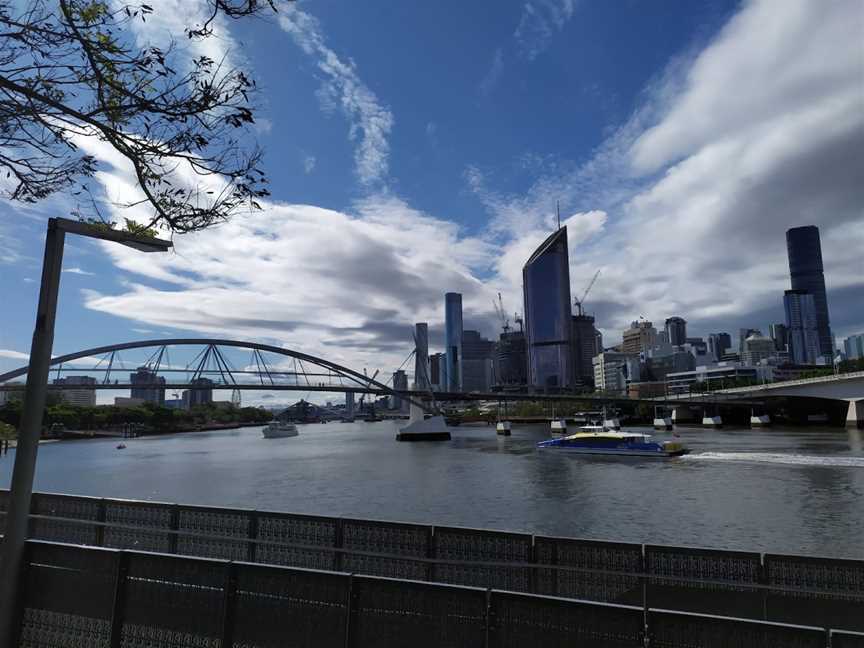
492, 292, 510, 333
574, 270, 601, 316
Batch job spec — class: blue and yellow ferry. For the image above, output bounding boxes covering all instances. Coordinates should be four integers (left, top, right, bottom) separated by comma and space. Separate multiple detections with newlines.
537, 426, 688, 457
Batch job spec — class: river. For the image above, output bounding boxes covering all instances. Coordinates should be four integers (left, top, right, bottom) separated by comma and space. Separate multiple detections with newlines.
1, 422, 862, 558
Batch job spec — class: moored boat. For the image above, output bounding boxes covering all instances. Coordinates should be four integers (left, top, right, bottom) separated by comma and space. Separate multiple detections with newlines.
537, 430, 688, 457
262, 420, 299, 438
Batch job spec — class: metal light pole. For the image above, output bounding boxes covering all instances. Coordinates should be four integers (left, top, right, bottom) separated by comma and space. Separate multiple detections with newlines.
0, 218, 170, 646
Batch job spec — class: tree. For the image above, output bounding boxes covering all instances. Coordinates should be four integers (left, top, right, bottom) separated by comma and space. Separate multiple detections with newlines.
0, 0, 276, 233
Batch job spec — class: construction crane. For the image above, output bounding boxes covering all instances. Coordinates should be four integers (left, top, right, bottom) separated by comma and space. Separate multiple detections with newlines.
513, 312, 524, 333
574, 270, 601, 316
492, 292, 510, 333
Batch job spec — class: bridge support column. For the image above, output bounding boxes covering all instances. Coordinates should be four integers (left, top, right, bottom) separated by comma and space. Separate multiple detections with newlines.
846, 400, 864, 429
671, 406, 699, 425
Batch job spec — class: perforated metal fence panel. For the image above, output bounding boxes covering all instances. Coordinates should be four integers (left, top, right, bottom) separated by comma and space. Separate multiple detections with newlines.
232, 563, 349, 648
764, 553, 864, 631
489, 591, 643, 648
176, 505, 250, 561
254, 511, 338, 570
645, 544, 764, 619
121, 552, 226, 647
534, 536, 642, 604
341, 518, 430, 580
17, 542, 115, 648
103, 500, 173, 553
348, 576, 487, 648
30, 493, 100, 545
831, 630, 864, 648
432, 526, 532, 591
648, 609, 827, 648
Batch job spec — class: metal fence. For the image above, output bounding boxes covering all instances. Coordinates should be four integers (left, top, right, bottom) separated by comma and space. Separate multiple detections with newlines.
15, 539, 864, 648
2, 489, 863, 637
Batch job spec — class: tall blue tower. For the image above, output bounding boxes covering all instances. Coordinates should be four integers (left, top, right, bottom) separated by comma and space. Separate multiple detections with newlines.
444, 293, 463, 391
786, 226, 833, 358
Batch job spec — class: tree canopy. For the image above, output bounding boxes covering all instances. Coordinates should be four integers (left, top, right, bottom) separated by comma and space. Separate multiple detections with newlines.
0, 0, 276, 233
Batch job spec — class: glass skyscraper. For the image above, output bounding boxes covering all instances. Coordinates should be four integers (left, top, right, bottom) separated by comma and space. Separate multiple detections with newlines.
444, 292, 463, 391
784, 289, 819, 365
786, 226, 833, 358
523, 227, 572, 389
664, 317, 687, 347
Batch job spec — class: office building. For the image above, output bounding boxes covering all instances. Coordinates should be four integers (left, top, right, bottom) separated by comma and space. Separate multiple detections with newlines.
844, 334, 864, 360
462, 330, 495, 392
787, 225, 833, 358
129, 367, 165, 405
593, 352, 639, 393
494, 330, 527, 388
646, 350, 696, 382
685, 337, 707, 355
742, 334, 776, 365
784, 289, 820, 365
428, 353, 444, 389
666, 363, 762, 395
413, 323, 430, 390
738, 328, 762, 355
390, 370, 409, 414
665, 317, 687, 347
444, 292, 463, 391
182, 377, 214, 409
523, 227, 572, 389
570, 313, 600, 389
769, 323, 789, 352
345, 392, 355, 419
707, 333, 732, 361
51, 375, 97, 407
622, 321, 657, 356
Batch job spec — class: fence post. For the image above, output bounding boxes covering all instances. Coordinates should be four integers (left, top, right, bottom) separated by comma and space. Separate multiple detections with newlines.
247, 511, 259, 563
484, 588, 492, 648
95, 498, 107, 547
426, 526, 436, 583
109, 551, 130, 648
335, 518, 344, 571
758, 553, 769, 621
169, 504, 180, 554
220, 562, 238, 648
527, 536, 536, 594
343, 573, 355, 648
641, 544, 649, 648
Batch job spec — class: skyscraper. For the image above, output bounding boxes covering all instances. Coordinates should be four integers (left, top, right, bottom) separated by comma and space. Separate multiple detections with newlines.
494, 330, 527, 387
462, 330, 495, 392
413, 323, 430, 390
707, 333, 731, 361
622, 321, 657, 355
571, 313, 599, 389
738, 328, 761, 355
665, 317, 687, 347
523, 227, 572, 389
130, 367, 166, 405
844, 333, 864, 360
787, 226, 833, 358
52, 376, 97, 407
784, 290, 819, 365
444, 292, 463, 391
769, 323, 789, 352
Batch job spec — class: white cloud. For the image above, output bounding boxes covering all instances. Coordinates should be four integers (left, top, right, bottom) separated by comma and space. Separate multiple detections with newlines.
515, 0, 577, 60
63, 267, 95, 276
479, 48, 504, 96
278, 4, 393, 186
0, 349, 28, 360
471, 0, 864, 342
303, 155, 317, 174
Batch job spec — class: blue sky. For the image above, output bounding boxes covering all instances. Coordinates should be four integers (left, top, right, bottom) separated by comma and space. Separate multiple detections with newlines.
1, 0, 862, 402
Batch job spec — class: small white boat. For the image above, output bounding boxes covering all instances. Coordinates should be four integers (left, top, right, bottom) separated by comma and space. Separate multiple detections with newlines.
262, 420, 299, 438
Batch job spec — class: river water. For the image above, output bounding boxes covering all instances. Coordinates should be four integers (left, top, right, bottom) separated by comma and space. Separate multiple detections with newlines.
2, 422, 862, 558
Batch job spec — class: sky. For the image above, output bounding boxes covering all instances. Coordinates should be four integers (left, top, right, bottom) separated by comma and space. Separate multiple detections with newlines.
1, 0, 863, 404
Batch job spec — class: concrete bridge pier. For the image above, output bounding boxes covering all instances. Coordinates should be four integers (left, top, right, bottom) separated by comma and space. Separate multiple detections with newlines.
671, 406, 700, 425
846, 399, 864, 429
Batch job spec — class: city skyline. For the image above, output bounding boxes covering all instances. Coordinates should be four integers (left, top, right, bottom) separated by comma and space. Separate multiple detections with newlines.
1, 0, 862, 406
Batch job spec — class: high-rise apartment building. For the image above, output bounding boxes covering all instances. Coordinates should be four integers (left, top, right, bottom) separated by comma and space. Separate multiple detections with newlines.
570, 314, 599, 389
787, 226, 833, 358
707, 333, 731, 361
844, 333, 864, 360
593, 352, 639, 393
182, 377, 213, 409
462, 330, 495, 392
523, 227, 572, 389
784, 290, 819, 365
130, 367, 166, 405
444, 292, 463, 391
742, 334, 776, 365
494, 330, 527, 388
665, 317, 687, 347
413, 323, 430, 390
768, 323, 789, 352
52, 375, 97, 407
428, 353, 444, 388
390, 370, 409, 413
622, 321, 657, 356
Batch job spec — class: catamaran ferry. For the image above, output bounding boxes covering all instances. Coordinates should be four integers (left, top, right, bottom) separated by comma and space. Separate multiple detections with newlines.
537, 428, 688, 457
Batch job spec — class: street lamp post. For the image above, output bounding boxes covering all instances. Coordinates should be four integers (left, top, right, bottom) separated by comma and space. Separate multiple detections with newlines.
0, 218, 171, 646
